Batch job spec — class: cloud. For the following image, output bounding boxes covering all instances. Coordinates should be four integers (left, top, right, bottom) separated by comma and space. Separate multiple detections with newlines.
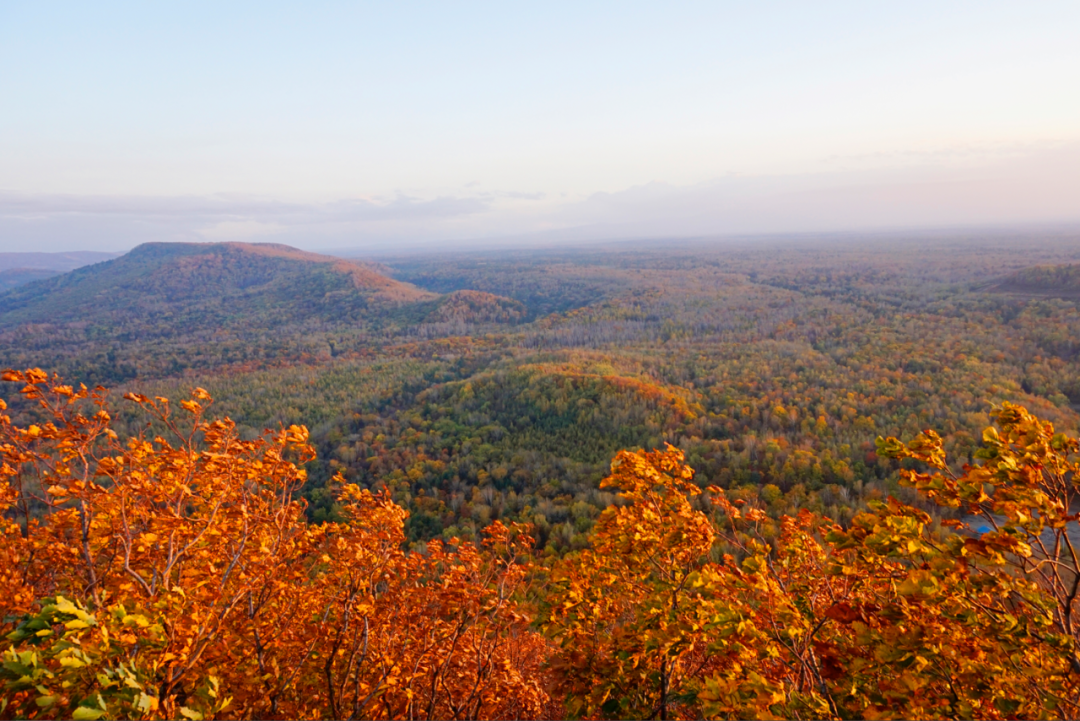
0, 192, 497, 251
1, 143, 1078, 253
0, 193, 308, 219
551, 143, 1080, 237
0, 192, 490, 223
199, 220, 288, 239
820, 138, 1076, 167
325, 195, 491, 221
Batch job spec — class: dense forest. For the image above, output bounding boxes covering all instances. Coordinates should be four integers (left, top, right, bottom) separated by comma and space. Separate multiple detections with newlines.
3, 371, 1080, 719
3, 231, 1080, 717
6, 233, 1078, 551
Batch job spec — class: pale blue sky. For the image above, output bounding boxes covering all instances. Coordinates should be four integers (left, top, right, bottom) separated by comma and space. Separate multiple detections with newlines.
1, 1, 1078, 251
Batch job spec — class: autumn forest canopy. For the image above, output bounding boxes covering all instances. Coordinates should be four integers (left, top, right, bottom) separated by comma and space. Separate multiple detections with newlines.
4, 232, 1080, 719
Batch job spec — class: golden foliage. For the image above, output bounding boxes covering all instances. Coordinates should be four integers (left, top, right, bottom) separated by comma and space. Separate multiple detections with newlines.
545, 414, 1080, 719
6, 369, 1080, 719
0, 370, 548, 720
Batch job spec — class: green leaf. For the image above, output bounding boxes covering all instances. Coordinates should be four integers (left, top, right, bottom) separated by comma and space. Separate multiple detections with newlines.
35, 694, 59, 707
53, 596, 79, 615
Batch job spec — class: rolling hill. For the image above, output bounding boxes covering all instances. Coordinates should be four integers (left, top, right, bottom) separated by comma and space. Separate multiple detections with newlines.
425, 290, 527, 324
0, 242, 436, 331
0, 242, 531, 383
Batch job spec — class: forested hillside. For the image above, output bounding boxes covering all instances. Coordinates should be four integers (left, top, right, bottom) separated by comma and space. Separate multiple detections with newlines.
0, 242, 443, 383
0, 241, 434, 329
3, 233, 1080, 553
6, 233, 1080, 718
4, 371, 1080, 719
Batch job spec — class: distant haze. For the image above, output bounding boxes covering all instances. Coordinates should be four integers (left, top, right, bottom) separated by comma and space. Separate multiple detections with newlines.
1, 2, 1078, 252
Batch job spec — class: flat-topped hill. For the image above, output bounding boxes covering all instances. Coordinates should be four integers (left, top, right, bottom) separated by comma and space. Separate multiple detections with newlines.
0, 242, 435, 331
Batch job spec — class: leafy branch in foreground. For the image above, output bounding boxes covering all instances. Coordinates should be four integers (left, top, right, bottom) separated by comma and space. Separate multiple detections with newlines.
545, 406, 1080, 719
0, 369, 550, 720
5, 368, 1080, 719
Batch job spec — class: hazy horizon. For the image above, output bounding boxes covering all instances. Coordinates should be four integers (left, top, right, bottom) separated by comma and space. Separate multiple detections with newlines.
2, 1, 1078, 252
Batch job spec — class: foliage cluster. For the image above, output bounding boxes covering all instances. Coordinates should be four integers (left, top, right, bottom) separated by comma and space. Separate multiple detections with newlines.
5, 371, 1080, 718
0, 371, 551, 720
4, 236, 1080, 554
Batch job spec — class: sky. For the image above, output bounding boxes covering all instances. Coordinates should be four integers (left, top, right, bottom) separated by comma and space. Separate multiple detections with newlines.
1, 1, 1079, 253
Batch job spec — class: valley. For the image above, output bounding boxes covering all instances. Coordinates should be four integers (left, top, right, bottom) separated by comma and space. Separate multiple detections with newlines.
3, 231, 1080, 552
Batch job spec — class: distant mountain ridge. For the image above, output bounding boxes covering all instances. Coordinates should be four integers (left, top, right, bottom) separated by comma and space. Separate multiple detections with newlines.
0, 242, 435, 332
0, 241, 534, 383
0, 268, 62, 293
0, 251, 119, 273
0, 251, 120, 291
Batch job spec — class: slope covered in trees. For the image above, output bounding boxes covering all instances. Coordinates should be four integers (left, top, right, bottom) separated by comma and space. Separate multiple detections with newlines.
4, 371, 1080, 719
3, 233, 1080, 551
0, 243, 520, 384
0, 242, 434, 330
